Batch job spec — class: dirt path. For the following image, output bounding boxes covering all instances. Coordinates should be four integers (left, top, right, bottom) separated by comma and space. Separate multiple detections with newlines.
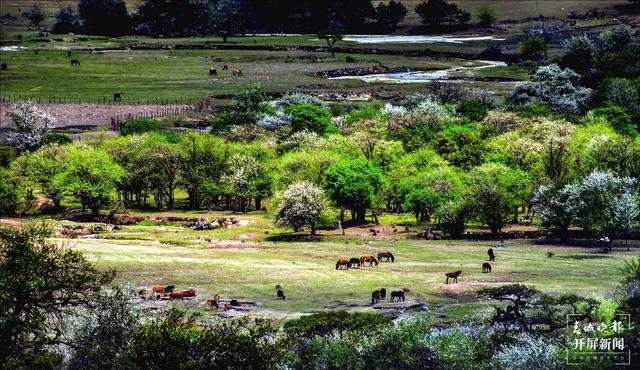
0, 103, 194, 129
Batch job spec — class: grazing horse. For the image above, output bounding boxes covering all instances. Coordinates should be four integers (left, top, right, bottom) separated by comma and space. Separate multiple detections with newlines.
113, 93, 121, 102
207, 299, 219, 309
209, 67, 217, 76
223, 302, 233, 310
222, 64, 229, 70
336, 258, 350, 270
70, 59, 80, 66
482, 263, 492, 273
232, 68, 243, 76
277, 289, 286, 300
67, 50, 72, 57
180, 289, 196, 298
169, 292, 183, 300
379, 288, 386, 301
360, 256, 378, 267
487, 248, 495, 262
371, 290, 381, 305
377, 252, 395, 262
348, 257, 361, 268
390, 290, 405, 302
1, 63, 8, 70
138, 288, 147, 297
445, 270, 462, 284
164, 285, 175, 293
152, 286, 165, 294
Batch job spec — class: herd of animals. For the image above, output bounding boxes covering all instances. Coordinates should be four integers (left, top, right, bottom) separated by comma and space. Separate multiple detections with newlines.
137, 248, 499, 310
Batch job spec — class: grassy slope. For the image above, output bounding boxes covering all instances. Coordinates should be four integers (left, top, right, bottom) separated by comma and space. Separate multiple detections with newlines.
63, 217, 634, 321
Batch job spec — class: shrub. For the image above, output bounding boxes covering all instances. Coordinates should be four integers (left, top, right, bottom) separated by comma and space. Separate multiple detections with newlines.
284, 103, 334, 135
283, 311, 391, 340
493, 333, 564, 370
457, 100, 489, 122
256, 111, 291, 131
211, 111, 256, 132
590, 105, 636, 136
269, 93, 327, 110
273, 181, 327, 234
509, 64, 591, 115
120, 119, 162, 136
562, 34, 596, 80
437, 199, 467, 238
43, 132, 72, 145
482, 112, 524, 134
0, 167, 18, 215
518, 36, 546, 59
516, 102, 551, 118
477, 5, 497, 27
601, 78, 640, 117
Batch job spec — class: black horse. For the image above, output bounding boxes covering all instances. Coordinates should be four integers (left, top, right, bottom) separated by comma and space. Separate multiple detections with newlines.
113, 93, 121, 102
348, 258, 361, 268
277, 289, 285, 300
390, 290, 405, 302
164, 285, 175, 293
70, 59, 80, 66
482, 263, 492, 273
209, 67, 217, 76
0, 63, 7, 71
487, 248, 495, 262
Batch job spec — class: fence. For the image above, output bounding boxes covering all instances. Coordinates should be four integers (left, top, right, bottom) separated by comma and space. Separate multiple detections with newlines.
0, 95, 203, 106
110, 106, 200, 131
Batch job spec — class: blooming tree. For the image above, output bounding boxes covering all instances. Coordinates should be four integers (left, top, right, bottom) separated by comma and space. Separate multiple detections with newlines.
9, 101, 55, 151
273, 181, 327, 235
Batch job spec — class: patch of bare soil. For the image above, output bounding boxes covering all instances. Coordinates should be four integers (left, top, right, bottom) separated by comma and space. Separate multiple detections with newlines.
0, 103, 192, 129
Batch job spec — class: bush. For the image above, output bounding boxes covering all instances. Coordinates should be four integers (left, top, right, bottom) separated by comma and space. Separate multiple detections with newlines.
482, 112, 524, 134
590, 105, 637, 136
601, 78, 640, 118
437, 199, 467, 238
211, 111, 257, 132
516, 102, 551, 118
43, 132, 72, 145
493, 333, 564, 370
284, 103, 334, 135
120, 119, 162, 136
477, 5, 497, 27
0, 167, 18, 215
457, 100, 489, 122
269, 93, 327, 111
518, 36, 546, 59
283, 311, 391, 339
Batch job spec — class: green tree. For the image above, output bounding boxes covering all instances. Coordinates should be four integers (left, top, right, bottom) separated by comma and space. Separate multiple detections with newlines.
318, 20, 343, 58
285, 103, 334, 135
373, 1, 407, 32
143, 142, 183, 210
476, 5, 497, 27
53, 4, 81, 34
78, 0, 130, 36
54, 146, 124, 215
0, 224, 114, 368
518, 36, 546, 59
0, 168, 19, 215
404, 187, 442, 224
325, 159, 385, 224
211, 0, 242, 42
11, 144, 69, 208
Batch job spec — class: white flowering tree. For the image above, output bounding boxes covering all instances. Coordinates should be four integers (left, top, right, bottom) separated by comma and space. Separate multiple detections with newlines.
9, 101, 54, 151
533, 183, 581, 241
273, 181, 327, 235
509, 64, 591, 115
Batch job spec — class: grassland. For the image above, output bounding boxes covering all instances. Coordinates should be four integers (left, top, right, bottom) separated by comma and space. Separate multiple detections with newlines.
20, 210, 633, 322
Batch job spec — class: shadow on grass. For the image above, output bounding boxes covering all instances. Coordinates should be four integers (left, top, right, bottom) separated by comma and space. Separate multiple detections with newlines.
558, 254, 611, 260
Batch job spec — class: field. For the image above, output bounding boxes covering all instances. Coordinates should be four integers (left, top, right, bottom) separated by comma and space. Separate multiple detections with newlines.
28, 211, 633, 322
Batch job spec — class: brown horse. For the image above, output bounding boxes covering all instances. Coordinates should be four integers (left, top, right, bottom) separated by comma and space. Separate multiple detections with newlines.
482, 263, 492, 273
445, 270, 462, 284
379, 288, 386, 301
390, 290, 405, 302
207, 299, 219, 309
232, 68, 243, 76
371, 290, 381, 305
336, 258, 350, 270
377, 252, 395, 262
360, 256, 379, 267
222, 64, 229, 70
152, 286, 165, 294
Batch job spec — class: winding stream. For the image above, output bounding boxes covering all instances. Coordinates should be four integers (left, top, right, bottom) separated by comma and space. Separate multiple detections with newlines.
330, 60, 509, 84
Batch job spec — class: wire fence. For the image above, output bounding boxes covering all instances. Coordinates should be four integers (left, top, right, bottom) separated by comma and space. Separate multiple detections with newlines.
110, 106, 202, 131
0, 95, 204, 106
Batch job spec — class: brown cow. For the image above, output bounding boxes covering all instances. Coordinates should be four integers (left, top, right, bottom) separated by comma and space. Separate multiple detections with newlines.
232, 68, 243, 76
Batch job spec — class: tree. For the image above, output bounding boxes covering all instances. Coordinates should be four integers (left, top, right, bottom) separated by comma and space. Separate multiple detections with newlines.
25, 3, 45, 28
518, 36, 546, 60
284, 104, 334, 135
533, 182, 581, 241
54, 146, 124, 215
11, 144, 69, 208
523, 21, 562, 58
143, 142, 183, 211
561, 35, 596, 80
134, 0, 215, 36
52, 5, 81, 34
211, 0, 242, 42
509, 64, 591, 115
0, 224, 114, 368
318, 20, 343, 58
373, 1, 407, 33
436, 199, 468, 238
8, 101, 54, 151
78, 0, 130, 36
415, 0, 469, 27
468, 163, 531, 235
273, 181, 327, 235
325, 159, 385, 224
404, 187, 442, 224
0, 168, 19, 215
476, 5, 496, 27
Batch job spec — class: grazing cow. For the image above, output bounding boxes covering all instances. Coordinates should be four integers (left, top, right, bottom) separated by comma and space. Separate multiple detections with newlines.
152, 286, 165, 294
379, 288, 386, 301
0, 63, 7, 71
488, 248, 495, 262
70, 59, 80, 66
207, 299, 219, 309
222, 64, 229, 70
277, 289, 286, 300
113, 93, 121, 102
360, 256, 378, 267
390, 290, 405, 302
232, 68, 243, 76
445, 270, 462, 284
348, 257, 361, 268
371, 290, 381, 305
482, 263, 492, 273
209, 67, 217, 76
336, 258, 350, 270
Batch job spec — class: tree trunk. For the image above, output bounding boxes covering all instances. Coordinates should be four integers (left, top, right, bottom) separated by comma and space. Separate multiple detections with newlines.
255, 197, 262, 211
